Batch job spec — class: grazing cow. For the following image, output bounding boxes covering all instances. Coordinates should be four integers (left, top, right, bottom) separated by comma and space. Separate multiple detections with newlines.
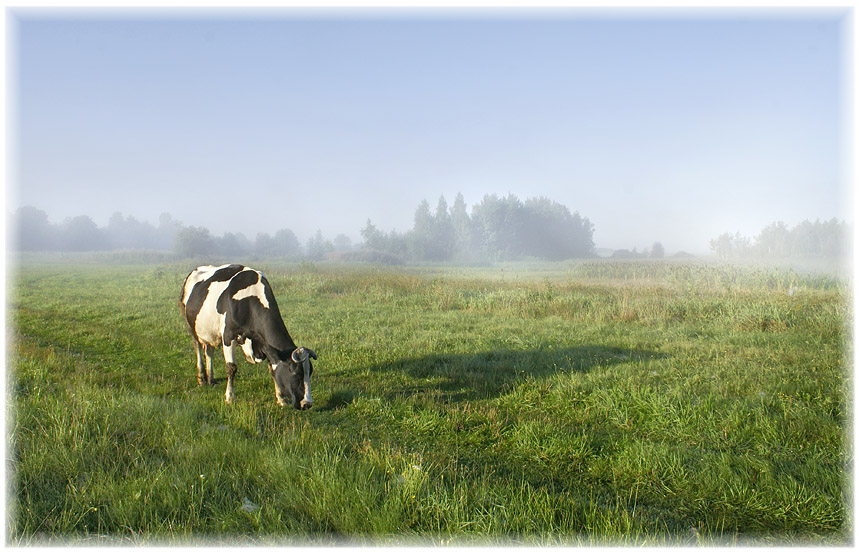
179, 264, 317, 409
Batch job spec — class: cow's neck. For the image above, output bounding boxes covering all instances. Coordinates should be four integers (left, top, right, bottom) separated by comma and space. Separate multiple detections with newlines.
258, 316, 297, 361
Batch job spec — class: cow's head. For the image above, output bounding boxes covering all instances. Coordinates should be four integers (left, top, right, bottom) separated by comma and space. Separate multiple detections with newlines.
272, 347, 317, 410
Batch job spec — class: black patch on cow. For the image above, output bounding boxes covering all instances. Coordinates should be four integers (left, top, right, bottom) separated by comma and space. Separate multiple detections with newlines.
260, 274, 278, 312
182, 264, 245, 339
219, 269, 296, 356
216, 269, 261, 314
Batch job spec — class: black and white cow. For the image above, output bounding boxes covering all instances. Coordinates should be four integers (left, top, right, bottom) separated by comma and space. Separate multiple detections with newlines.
179, 264, 316, 409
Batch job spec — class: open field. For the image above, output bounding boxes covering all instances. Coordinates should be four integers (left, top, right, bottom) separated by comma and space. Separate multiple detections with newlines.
7, 258, 852, 544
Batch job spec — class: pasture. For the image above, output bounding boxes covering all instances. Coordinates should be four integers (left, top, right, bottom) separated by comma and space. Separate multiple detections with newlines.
7, 258, 851, 544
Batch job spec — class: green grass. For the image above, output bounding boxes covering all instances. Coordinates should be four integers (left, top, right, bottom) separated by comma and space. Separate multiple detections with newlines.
7, 258, 851, 545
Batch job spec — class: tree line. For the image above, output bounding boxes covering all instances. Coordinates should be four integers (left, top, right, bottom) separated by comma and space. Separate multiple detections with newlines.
7, 193, 596, 262
709, 219, 850, 260
7, 206, 352, 260
361, 193, 595, 263
10, 203, 849, 263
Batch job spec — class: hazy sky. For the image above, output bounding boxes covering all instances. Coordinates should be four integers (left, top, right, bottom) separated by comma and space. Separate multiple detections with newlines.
8, 8, 852, 254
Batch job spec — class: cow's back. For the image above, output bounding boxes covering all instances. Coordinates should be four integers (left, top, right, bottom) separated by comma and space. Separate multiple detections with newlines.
181, 264, 246, 346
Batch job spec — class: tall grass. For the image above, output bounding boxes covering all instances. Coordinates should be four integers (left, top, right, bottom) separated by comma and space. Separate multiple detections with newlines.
7, 259, 850, 544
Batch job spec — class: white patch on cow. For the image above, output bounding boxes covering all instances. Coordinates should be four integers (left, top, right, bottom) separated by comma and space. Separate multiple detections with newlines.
194, 279, 231, 348
231, 272, 270, 309
223, 341, 236, 364
181, 264, 228, 307
300, 364, 313, 408
240, 338, 263, 364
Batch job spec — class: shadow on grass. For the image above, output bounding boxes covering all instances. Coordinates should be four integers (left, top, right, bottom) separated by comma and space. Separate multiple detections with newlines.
317, 346, 666, 410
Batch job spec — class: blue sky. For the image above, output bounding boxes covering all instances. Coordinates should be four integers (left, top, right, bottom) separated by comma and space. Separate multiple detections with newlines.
9, 8, 851, 253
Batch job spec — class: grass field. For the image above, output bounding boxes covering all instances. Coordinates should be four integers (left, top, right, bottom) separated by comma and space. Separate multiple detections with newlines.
7, 257, 852, 545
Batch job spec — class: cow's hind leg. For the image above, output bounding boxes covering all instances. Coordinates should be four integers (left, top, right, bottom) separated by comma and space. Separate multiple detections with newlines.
204, 345, 216, 386
223, 341, 238, 403
193, 340, 206, 386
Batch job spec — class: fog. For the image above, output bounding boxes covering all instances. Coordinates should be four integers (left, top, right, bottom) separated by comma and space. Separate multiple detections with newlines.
8, 9, 852, 257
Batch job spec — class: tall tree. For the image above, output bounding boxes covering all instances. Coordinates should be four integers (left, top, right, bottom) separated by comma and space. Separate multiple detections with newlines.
431, 195, 456, 261
305, 229, 334, 260
471, 194, 525, 260
273, 228, 302, 257
755, 221, 790, 258
61, 215, 109, 251
174, 226, 215, 257
9, 206, 57, 250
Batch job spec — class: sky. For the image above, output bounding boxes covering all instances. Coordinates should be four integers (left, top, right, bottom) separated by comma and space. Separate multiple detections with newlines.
7, 7, 853, 254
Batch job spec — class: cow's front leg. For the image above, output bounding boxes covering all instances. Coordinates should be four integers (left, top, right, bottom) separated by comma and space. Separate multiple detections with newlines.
193, 340, 206, 386
223, 341, 238, 403
268, 364, 287, 407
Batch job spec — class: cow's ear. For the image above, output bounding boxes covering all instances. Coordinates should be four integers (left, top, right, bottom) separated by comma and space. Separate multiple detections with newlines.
291, 347, 310, 364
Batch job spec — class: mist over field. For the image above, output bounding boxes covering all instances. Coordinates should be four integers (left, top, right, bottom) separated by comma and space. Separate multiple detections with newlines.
8, 9, 851, 256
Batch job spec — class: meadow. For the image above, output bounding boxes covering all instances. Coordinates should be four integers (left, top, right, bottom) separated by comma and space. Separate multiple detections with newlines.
7, 257, 851, 545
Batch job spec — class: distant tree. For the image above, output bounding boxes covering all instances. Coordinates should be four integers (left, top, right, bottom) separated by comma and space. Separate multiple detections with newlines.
107, 212, 159, 250
450, 192, 481, 259
157, 213, 182, 251
217, 232, 252, 257
408, 196, 456, 262
471, 194, 525, 260
432, 195, 456, 261
650, 242, 665, 259
385, 229, 410, 259
791, 220, 820, 257
305, 229, 334, 260
9, 206, 57, 250
61, 215, 109, 251
254, 232, 276, 257
175, 226, 215, 257
754, 221, 790, 258
709, 232, 750, 259
273, 228, 302, 257
333, 234, 353, 252
360, 219, 385, 251
569, 211, 596, 258
409, 199, 435, 260
469, 194, 593, 260
816, 218, 849, 258
520, 197, 595, 259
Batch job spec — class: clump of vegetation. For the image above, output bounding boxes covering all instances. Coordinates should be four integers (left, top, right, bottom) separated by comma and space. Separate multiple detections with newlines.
8, 259, 849, 544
